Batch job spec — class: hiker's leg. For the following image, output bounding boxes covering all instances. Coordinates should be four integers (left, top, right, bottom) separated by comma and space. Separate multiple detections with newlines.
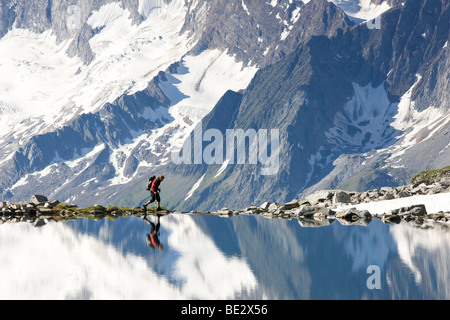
156, 193, 161, 210
146, 192, 157, 205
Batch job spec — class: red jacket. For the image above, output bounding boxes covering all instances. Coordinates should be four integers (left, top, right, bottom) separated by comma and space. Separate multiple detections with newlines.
151, 179, 161, 193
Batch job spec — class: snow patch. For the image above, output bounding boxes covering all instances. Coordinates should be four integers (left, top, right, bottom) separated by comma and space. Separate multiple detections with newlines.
329, 0, 391, 21
241, 0, 250, 15
138, 0, 166, 17
87, 2, 127, 28
336, 192, 450, 215
214, 159, 230, 179
106, 49, 257, 186
0, 0, 193, 142
326, 82, 398, 151
154, 49, 258, 159
291, 6, 302, 24
9, 144, 107, 194
389, 75, 450, 159
185, 174, 206, 201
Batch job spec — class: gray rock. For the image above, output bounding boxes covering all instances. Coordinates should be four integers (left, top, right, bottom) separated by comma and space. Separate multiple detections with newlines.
305, 190, 334, 205
22, 204, 35, 214
2, 207, 12, 216
336, 208, 372, 221
297, 205, 319, 218
31, 195, 49, 205
298, 217, 334, 228
218, 208, 231, 214
380, 187, 394, 193
439, 177, 450, 187
37, 208, 54, 215
49, 200, 60, 207
382, 214, 401, 224
44, 202, 53, 208
260, 202, 271, 211
400, 204, 427, 217
332, 191, 351, 205
245, 205, 263, 214
397, 191, 411, 198
409, 205, 427, 217
430, 184, 444, 194
409, 187, 424, 195
280, 200, 300, 210
383, 192, 395, 200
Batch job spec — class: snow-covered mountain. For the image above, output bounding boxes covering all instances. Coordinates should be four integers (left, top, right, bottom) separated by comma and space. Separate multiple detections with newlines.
163, 0, 449, 211
0, 0, 448, 211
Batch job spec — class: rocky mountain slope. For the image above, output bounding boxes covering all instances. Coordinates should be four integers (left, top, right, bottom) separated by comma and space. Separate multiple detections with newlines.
0, 0, 448, 213
164, 0, 449, 212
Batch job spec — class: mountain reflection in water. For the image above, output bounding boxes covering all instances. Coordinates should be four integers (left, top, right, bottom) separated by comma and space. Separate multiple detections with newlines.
0, 213, 449, 300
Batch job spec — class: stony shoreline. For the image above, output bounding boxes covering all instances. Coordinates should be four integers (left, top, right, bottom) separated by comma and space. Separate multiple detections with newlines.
1, 177, 449, 229
201, 176, 450, 228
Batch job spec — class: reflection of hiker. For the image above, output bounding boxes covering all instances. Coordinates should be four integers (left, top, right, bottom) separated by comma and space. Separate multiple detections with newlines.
143, 175, 165, 211
143, 214, 163, 250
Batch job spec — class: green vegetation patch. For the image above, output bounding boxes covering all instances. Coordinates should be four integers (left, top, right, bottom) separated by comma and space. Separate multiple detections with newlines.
411, 165, 450, 184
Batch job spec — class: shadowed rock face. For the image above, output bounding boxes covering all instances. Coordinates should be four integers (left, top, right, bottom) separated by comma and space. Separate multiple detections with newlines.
164, 0, 450, 212
183, 0, 353, 67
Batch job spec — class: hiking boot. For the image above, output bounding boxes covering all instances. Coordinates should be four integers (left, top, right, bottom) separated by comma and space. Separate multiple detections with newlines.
143, 204, 147, 211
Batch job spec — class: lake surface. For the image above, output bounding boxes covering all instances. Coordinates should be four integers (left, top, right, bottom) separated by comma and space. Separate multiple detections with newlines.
1, 213, 449, 300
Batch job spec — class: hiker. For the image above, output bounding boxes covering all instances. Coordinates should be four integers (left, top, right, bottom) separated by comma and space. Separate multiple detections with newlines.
143, 214, 163, 250
143, 175, 165, 211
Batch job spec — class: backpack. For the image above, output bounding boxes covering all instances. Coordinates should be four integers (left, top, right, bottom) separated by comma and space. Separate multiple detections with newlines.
146, 176, 156, 191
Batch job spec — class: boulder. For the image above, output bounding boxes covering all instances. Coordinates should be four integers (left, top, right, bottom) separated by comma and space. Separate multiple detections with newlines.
297, 206, 318, 218
245, 205, 262, 214
408, 205, 427, 217
380, 187, 394, 193
397, 191, 411, 198
429, 183, 444, 194
305, 190, 334, 205
298, 217, 333, 228
383, 192, 395, 200
268, 203, 280, 212
260, 202, 271, 211
382, 214, 402, 224
336, 208, 372, 221
390, 204, 427, 217
31, 195, 49, 205
313, 207, 336, 219
218, 208, 232, 215
280, 200, 300, 210
439, 177, 450, 187
332, 191, 351, 205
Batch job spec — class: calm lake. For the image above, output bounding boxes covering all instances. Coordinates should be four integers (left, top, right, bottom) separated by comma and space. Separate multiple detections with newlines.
1, 213, 449, 300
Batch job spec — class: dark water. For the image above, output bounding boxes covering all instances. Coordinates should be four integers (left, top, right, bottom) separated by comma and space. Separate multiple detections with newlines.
1, 213, 449, 300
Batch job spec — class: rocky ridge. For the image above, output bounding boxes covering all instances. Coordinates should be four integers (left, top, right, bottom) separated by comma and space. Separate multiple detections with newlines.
1, 176, 449, 229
